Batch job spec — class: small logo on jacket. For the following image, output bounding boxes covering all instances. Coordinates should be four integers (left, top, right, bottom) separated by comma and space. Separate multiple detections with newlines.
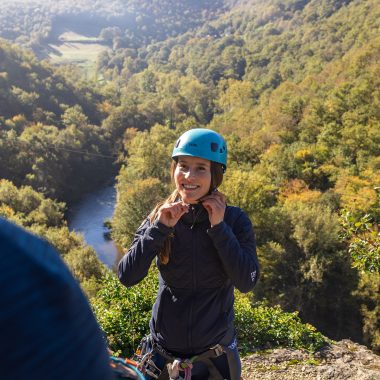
228, 337, 237, 350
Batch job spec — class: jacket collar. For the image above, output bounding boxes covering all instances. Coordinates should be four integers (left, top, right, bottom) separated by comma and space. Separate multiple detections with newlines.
180, 203, 209, 227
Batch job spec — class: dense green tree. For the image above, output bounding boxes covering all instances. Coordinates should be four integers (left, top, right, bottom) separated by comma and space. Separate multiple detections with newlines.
112, 177, 168, 248
0, 179, 107, 297
0, 40, 115, 203
2, 0, 380, 355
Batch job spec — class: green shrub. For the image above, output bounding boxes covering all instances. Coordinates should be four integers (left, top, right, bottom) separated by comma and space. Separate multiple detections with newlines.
91, 268, 158, 357
339, 210, 380, 274
234, 293, 327, 354
92, 270, 327, 357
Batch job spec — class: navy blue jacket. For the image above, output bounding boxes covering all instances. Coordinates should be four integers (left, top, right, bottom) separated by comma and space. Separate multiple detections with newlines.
0, 218, 113, 380
118, 204, 259, 356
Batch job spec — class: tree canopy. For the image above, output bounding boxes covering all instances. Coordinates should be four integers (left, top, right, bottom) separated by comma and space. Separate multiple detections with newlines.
1, 0, 379, 354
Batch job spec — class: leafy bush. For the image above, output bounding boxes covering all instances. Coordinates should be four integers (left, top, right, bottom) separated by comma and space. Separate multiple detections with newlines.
112, 177, 168, 248
91, 268, 158, 357
0, 180, 108, 297
91, 269, 327, 357
234, 293, 327, 354
339, 210, 380, 274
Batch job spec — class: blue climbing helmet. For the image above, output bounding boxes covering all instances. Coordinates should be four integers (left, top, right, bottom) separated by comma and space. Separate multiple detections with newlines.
172, 128, 228, 171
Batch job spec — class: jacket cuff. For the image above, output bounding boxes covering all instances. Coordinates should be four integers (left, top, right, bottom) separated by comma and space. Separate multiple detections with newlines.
207, 221, 227, 237
153, 220, 174, 235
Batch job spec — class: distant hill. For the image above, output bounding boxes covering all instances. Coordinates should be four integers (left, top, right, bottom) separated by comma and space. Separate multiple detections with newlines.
0, 40, 113, 202
100, 0, 380, 90
0, 0, 228, 58
0, 39, 101, 123
2, 1, 379, 94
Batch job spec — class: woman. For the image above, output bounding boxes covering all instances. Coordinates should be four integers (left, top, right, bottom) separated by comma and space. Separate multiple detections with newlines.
118, 128, 259, 379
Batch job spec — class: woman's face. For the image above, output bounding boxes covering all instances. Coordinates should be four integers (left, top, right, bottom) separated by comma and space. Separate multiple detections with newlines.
174, 155, 212, 204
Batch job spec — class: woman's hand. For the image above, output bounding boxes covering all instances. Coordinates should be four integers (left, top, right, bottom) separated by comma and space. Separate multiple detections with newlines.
200, 190, 226, 227
157, 201, 189, 227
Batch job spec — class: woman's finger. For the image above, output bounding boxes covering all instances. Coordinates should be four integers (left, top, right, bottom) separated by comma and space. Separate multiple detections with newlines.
203, 197, 225, 209
200, 191, 226, 205
163, 202, 189, 219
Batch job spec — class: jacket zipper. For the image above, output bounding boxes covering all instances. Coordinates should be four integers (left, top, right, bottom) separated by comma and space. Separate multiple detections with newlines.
190, 206, 202, 229
188, 206, 198, 352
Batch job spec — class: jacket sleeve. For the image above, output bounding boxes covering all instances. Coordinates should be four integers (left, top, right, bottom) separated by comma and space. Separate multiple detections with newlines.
207, 208, 259, 293
118, 219, 174, 287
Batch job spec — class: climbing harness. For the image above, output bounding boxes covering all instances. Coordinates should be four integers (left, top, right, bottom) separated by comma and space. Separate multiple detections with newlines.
132, 335, 227, 380
132, 335, 162, 379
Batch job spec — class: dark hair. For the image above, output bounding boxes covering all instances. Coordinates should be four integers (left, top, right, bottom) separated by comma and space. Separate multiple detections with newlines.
149, 159, 224, 264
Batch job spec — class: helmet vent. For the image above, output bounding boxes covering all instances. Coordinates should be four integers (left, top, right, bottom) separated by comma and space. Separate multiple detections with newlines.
211, 142, 218, 152
175, 139, 181, 148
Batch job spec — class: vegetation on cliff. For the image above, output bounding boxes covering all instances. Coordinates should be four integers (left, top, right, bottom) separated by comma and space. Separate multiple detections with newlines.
0, 0, 379, 356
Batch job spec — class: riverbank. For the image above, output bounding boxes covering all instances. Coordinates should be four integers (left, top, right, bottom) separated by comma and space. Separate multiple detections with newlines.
67, 185, 121, 268
241, 340, 380, 380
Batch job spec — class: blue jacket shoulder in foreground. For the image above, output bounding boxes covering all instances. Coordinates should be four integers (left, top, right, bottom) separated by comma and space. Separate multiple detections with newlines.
0, 218, 113, 380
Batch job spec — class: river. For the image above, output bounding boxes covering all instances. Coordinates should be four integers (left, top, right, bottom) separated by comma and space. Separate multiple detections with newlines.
67, 185, 120, 268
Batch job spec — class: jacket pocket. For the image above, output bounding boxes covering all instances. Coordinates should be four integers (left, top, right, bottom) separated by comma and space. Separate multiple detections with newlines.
153, 285, 191, 352
190, 287, 231, 352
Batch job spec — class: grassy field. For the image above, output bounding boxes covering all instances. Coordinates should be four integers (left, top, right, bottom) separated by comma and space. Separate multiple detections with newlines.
48, 31, 109, 80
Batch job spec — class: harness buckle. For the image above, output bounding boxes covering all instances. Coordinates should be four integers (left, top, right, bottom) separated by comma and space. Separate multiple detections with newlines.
209, 344, 225, 357
132, 336, 162, 379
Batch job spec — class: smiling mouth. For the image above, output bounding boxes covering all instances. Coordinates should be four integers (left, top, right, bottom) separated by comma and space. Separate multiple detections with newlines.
182, 184, 199, 190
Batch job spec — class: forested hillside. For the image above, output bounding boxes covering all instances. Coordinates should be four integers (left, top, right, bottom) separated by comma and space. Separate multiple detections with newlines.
0, 0, 379, 360
100, 0, 380, 86
0, 0, 227, 56
0, 40, 115, 202
107, 0, 380, 353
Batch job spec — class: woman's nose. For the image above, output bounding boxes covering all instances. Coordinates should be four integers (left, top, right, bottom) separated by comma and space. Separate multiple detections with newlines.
184, 169, 195, 179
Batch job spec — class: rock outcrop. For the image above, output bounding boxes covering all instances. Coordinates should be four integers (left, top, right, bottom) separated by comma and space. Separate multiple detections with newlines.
241, 340, 380, 380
